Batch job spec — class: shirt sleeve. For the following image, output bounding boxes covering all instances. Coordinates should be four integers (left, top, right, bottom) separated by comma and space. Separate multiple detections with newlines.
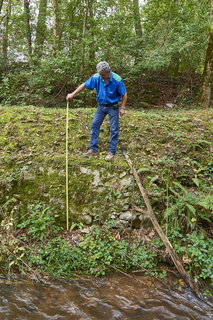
84, 75, 97, 90
117, 80, 126, 96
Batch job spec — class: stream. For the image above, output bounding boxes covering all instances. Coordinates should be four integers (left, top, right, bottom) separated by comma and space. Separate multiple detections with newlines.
0, 273, 213, 320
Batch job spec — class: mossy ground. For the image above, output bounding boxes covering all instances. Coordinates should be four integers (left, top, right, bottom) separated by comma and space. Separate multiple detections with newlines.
0, 105, 212, 220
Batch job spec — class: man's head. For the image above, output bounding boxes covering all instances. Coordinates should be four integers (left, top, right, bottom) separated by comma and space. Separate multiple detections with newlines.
96, 61, 111, 82
96, 61, 110, 73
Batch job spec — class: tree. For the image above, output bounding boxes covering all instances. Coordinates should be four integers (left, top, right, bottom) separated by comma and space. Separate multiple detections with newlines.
0, 0, 4, 14
132, 0, 143, 64
141, 0, 210, 75
82, 0, 89, 69
0, 0, 212, 107
53, 0, 60, 55
198, 0, 213, 107
2, 0, 12, 65
34, 0, 48, 59
133, 0, 142, 37
24, 0, 32, 61
88, 0, 95, 65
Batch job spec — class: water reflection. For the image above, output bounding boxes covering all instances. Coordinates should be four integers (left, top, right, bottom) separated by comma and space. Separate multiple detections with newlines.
0, 274, 212, 320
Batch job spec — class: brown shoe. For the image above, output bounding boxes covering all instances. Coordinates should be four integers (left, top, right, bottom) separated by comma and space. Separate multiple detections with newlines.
105, 153, 114, 161
83, 149, 97, 157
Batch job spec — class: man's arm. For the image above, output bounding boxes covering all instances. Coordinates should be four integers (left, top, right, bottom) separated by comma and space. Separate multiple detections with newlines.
120, 92, 127, 116
66, 83, 86, 101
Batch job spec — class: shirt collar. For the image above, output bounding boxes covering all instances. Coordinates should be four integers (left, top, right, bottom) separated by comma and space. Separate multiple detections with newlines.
101, 71, 112, 85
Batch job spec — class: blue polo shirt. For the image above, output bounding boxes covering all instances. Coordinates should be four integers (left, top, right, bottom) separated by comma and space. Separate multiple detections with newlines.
84, 72, 126, 104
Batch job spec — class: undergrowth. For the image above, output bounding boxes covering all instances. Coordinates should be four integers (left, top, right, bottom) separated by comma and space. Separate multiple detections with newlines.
0, 106, 212, 296
0, 202, 212, 292
0, 205, 158, 279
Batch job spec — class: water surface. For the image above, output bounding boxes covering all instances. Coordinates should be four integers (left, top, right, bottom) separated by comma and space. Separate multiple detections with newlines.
0, 274, 212, 320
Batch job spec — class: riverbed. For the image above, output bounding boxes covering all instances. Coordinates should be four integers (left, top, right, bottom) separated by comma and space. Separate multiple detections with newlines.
0, 274, 213, 320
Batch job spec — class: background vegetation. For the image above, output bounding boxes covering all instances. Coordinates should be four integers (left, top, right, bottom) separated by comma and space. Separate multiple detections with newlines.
0, 0, 213, 108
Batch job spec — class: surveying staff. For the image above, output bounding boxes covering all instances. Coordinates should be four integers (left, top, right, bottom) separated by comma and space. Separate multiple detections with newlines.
66, 61, 127, 161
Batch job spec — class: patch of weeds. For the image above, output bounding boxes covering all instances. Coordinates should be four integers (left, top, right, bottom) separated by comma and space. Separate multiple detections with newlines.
37, 237, 78, 277
0, 230, 32, 277
70, 222, 84, 231
17, 202, 61, 240
172, 231, 213, 287
76, 221, 158, 276
162, 180, 213, 233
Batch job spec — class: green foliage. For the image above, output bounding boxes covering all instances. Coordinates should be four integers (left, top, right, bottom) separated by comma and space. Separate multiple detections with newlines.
74, 222, 157, 276
37, 237, 77, 277
186, 232, 213, 284
0, 233, 27, 274
1, 207, 213, 290
151, 228, 213, 287
1, 217, 158, 278
0, 0, 212, 107
0, 57, 86, 107
172, 231, 213, 286
163, 179, 213, 232
142, 0, 209, 73
17, 202, 61, 240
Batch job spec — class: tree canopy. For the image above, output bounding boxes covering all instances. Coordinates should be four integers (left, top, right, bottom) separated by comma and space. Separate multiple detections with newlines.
0, 0, 212, 107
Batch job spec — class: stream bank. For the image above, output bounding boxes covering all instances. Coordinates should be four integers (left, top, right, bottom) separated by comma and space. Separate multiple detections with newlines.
0, 106, 212, 294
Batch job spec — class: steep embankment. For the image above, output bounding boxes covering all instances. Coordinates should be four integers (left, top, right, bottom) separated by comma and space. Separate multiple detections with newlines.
0, 106, 212, 229
0, 106, 213, 287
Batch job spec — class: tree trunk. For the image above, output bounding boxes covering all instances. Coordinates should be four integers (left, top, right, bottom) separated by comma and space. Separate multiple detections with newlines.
132, 0, 142, 38
24, 0, 32, 61
88, 0, 95, 66
2, 0, 12, 65
198, 0, 213, 108
34, 0, 48, 59
0, 0, 4, 14
132, 0, 142, 64
53, 0, 60, 56
82, 0, 89, 70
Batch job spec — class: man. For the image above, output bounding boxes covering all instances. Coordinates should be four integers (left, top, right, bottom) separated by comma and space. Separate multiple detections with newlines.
66, 61, 127, 161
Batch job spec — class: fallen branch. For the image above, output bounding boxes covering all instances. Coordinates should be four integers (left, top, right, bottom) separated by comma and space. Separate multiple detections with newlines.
121, 149, 195, 292
133, 205, 148, 215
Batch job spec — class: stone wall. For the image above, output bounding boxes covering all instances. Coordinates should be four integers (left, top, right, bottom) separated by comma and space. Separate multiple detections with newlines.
5, 161, 148, 229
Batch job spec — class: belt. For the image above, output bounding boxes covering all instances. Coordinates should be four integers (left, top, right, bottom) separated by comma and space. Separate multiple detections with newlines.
99, 102, 119, 107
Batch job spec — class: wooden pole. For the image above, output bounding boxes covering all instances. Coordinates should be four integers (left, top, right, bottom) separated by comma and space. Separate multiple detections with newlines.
122, 149, 195, 291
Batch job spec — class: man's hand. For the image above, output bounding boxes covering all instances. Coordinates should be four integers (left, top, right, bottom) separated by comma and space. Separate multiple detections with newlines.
120, 108, 126, 116
66, 93, 75, 101
66, 84, 86, 101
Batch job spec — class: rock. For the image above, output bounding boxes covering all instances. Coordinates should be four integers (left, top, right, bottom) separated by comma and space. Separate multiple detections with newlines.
166, 103, 177, 108
119, 172, 127, 179
119, 211, 136, 221
50, 197, 64, 208
47, 167, 56, 174
121, 204, 130, 212
22, 171, 35, 180
111, 220, 128, 229
120, 177, 132, 187
80, 167, 102, 186
81, 227, 90, 234
83, 214, 93, 225
110, 210, 120, 216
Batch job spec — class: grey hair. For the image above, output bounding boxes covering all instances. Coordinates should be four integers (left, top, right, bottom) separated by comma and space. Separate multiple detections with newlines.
96, 61, 111, 73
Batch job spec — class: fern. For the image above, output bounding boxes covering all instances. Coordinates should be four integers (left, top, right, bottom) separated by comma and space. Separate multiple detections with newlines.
198, 195, 213, 211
